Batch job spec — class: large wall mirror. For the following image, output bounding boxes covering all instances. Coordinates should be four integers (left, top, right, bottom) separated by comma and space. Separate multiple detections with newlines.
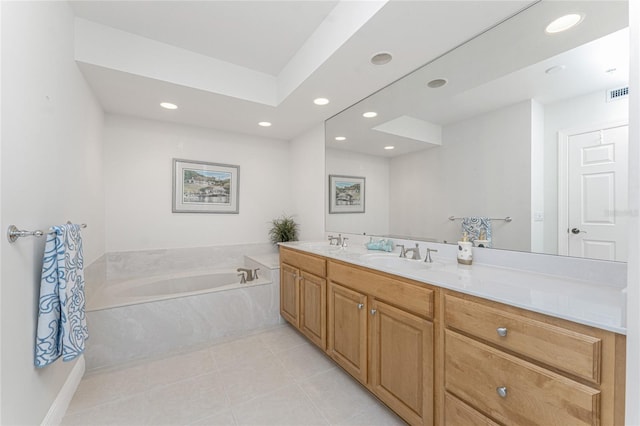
325, 1, 629, 262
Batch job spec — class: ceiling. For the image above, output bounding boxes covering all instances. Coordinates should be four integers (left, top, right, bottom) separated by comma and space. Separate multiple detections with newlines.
69, 0, 534, 141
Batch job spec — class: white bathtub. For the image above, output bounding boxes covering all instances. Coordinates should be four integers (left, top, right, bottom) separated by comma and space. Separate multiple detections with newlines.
88, 268, 271, 311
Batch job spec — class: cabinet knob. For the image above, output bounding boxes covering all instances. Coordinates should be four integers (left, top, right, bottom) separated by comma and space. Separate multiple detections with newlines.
496, 327, 508, 337
370, 309, 377, 315
496, 386, 508, 398
357, 303, 364, 310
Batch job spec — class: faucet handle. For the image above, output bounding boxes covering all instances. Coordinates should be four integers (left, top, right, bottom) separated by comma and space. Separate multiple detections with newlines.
341, 237, 348, 248
424, 248, 439, 263
253, 268, 260, 279
398, 244, 406, 258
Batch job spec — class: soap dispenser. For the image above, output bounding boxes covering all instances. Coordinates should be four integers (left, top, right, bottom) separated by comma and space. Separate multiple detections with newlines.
457, 232, 473, 265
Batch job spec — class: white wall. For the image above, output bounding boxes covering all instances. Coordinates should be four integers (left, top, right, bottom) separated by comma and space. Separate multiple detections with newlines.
626, 1, 639, 423
104, 115, 292, 251
290, 124, 325, 241
389, 100, 533, 250
0, 2, 105, 424
326, 148, 390, 236
543, 90, 629, 255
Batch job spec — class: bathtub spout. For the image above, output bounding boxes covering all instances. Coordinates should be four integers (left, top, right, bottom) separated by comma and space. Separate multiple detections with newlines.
237, 268, 254, 282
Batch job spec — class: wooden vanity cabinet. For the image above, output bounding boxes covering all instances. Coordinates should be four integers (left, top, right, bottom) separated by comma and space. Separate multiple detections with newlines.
279, 247, 327, 349
442, 291, 626, 426
328, 260, 435, 426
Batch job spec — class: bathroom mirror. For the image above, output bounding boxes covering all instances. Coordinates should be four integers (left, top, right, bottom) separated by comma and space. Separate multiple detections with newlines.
325, 1, 630, 262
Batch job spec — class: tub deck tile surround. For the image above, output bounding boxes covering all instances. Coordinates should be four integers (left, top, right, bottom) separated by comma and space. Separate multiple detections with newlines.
62, 325, 404, 426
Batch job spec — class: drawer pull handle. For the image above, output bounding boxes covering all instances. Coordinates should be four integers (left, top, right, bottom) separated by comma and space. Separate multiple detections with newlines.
370, 309, 377, 315
496, 386, 508, 398
357, 303, 364, 310
496, 327, 508, 337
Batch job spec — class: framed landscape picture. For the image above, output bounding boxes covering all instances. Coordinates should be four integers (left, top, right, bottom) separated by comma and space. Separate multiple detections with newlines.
329, 175, 365, 214
173, 159, 239, 213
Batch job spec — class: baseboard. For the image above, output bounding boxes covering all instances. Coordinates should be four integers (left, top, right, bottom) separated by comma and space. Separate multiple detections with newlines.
41, 355, 85, 426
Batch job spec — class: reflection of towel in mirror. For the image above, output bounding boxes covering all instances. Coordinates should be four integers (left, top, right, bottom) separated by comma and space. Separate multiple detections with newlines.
461, 217, 492, 248
35, 224, 88, 368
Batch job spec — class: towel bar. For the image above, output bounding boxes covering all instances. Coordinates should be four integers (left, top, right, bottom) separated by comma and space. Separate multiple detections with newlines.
7, 223, 87, 243
448, 216, 512, 222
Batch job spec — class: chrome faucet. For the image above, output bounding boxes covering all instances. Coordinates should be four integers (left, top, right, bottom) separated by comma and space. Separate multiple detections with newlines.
237, 267, 259, 283
328, 234, 343, 246
424, 248, 439, 263
399, 243, 421, 260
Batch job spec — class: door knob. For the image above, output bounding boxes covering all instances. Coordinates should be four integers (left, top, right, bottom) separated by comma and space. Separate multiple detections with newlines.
496, 386, 508, 398
370, 309, 377, 315
570, 228, 587, 234
496, 327, 508, 337
357, 303, 364, 310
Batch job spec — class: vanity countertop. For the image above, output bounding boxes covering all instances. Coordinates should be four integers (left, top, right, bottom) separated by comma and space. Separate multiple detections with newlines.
280, 241, 627, 334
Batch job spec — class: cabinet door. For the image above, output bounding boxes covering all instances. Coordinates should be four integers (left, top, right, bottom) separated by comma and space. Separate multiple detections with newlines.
370, 299, 434, 426
328, 282, 367, 384
300, 272, 327, 350
280, 263, 300, 327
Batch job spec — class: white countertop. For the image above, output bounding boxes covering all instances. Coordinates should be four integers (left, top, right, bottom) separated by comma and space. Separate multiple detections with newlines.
280, 241, 627, 335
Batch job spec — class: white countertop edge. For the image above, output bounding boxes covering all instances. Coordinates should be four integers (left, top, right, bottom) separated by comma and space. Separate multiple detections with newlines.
280, 241, 627, 335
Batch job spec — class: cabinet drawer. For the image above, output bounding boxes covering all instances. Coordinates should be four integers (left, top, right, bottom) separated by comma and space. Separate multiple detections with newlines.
444, 294, 601, 383
445, 330, 600, 426
280, 247, 326, 277
445, 393, 499, 426
328, 261, 433, 319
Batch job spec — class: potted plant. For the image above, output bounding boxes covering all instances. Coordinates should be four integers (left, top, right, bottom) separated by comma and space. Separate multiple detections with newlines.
269, 215, 299, 244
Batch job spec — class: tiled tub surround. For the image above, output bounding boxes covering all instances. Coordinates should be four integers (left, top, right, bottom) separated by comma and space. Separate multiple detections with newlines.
84, 244, 282, 371
288, 236, 627, 333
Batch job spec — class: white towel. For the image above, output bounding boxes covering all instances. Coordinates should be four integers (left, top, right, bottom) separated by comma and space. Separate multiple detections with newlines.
34, 224, 88, 368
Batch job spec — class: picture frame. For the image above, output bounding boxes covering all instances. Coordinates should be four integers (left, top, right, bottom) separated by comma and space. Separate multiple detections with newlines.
329, 175, 365, 214
172, 159, 239, 214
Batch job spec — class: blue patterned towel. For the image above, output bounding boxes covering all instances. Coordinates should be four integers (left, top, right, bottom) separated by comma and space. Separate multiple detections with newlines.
35, 224, 88, 368
461, 217, 492, 248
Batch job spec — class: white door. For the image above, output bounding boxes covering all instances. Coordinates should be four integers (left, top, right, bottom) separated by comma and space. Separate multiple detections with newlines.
566, 124, 628, 261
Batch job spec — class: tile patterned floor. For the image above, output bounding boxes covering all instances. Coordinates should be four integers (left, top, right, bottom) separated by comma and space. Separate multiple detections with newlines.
62, 325, 405, 426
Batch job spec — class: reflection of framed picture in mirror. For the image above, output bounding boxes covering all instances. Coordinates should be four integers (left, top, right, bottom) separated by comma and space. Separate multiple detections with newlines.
329, 175, 365, 214
173, 159, 239, 213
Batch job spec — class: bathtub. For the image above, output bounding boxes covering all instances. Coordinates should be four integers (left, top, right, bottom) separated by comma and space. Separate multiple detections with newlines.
85, 261, 282, 371
87, 268, 271, 311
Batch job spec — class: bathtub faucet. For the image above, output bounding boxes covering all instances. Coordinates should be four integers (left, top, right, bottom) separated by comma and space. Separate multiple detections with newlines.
237, 268, 259, 283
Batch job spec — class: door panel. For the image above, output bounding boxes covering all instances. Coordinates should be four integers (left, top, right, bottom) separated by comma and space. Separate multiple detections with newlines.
327, 282, 367, 384
280, 263, 300, 327
567, 124, 628, 261
300, 272, 326, 349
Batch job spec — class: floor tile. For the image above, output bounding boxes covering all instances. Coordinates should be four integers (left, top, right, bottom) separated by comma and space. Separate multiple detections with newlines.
300, 368, 380, 424
209, 333, 270, 369
232, 384, 328, 426
276, 342, 336, 380
147, 372, 230, 425
189, 409, 237, 426
145, 347, 218, 388
62, 393, 152, 426
259, 324, 309, 354
335, 401, 406, 426
66, 363, 149, 414
218, 353, 296, 405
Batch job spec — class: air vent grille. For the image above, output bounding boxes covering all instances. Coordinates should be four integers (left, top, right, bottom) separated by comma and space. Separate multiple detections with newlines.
606, 86, 629, 102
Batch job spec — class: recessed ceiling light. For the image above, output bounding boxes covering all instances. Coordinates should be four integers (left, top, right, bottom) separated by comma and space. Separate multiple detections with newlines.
363, 112, 378, 118
427, 78, 448, 88
335, 136, 346, 141
545, 65, 566, 74
605, 68, 617, 74
314, 97, 330, 106
370, 52, 393, 66
258, 121, 272, 127
384, 146, 395, 150
160, 102, 178, 110
545, 14, 583, 34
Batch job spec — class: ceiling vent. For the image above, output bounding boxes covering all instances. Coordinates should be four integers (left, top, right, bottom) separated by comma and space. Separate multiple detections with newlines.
606, 86, 629, 102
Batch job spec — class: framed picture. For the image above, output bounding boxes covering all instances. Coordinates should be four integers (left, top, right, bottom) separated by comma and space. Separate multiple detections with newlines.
173, 159, 239, 214
329, 175, 365, 214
